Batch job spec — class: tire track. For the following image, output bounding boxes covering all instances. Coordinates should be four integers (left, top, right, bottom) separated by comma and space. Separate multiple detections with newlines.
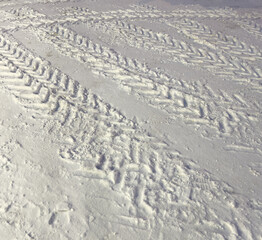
232, 18, 262, 41
60, 5, 239, 22
76, 17, 262, 88
0, 0, 72, 8
0, 32, 261, 239
0, 10, 15, 23
30, 23, 262, 154
5, 5, 162, 30
162, 17, 262, 63
7, 5, 262, 46
57, 5, 262, 47
4, 7, 54, 31
9, 6, 262, 87
9, 7, 46, 19
76, 5, 262, 42
9, 6, 260, 150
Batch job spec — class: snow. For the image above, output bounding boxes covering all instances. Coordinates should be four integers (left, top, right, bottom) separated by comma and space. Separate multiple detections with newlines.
164, 0, 262, 8
0, 0, 261, 239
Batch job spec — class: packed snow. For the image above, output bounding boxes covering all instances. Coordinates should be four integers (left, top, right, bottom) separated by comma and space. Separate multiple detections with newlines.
0, 0, 261, 239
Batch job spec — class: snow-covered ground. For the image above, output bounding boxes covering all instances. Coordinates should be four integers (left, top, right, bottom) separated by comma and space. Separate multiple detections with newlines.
0, 0, 262, 239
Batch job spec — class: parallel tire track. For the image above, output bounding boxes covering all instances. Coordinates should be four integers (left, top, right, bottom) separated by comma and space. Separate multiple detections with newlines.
1, 32, 259, 238
60, 5, 239, 22
31, 23, 262, 153
76, 17, 262, 87
6, 7, 262, 152
7, 5, 262, 44
71, 5, 262, 42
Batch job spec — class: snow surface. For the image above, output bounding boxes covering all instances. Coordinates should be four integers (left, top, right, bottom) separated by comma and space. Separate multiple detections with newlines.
0, 0, 262, 239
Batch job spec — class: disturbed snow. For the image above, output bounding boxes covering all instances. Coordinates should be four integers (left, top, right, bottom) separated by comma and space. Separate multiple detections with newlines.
0, 0, 262, 239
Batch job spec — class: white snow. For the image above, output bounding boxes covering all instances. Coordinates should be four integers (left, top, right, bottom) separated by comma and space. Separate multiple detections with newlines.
0, 0, 261, 239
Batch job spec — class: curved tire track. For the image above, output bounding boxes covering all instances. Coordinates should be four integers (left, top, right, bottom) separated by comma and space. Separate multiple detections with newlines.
0, 32, 261, 239
162, 17, 262, 63
75, 17, 262, 88
30, 23, 262, 154
9, 6, 260, 152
